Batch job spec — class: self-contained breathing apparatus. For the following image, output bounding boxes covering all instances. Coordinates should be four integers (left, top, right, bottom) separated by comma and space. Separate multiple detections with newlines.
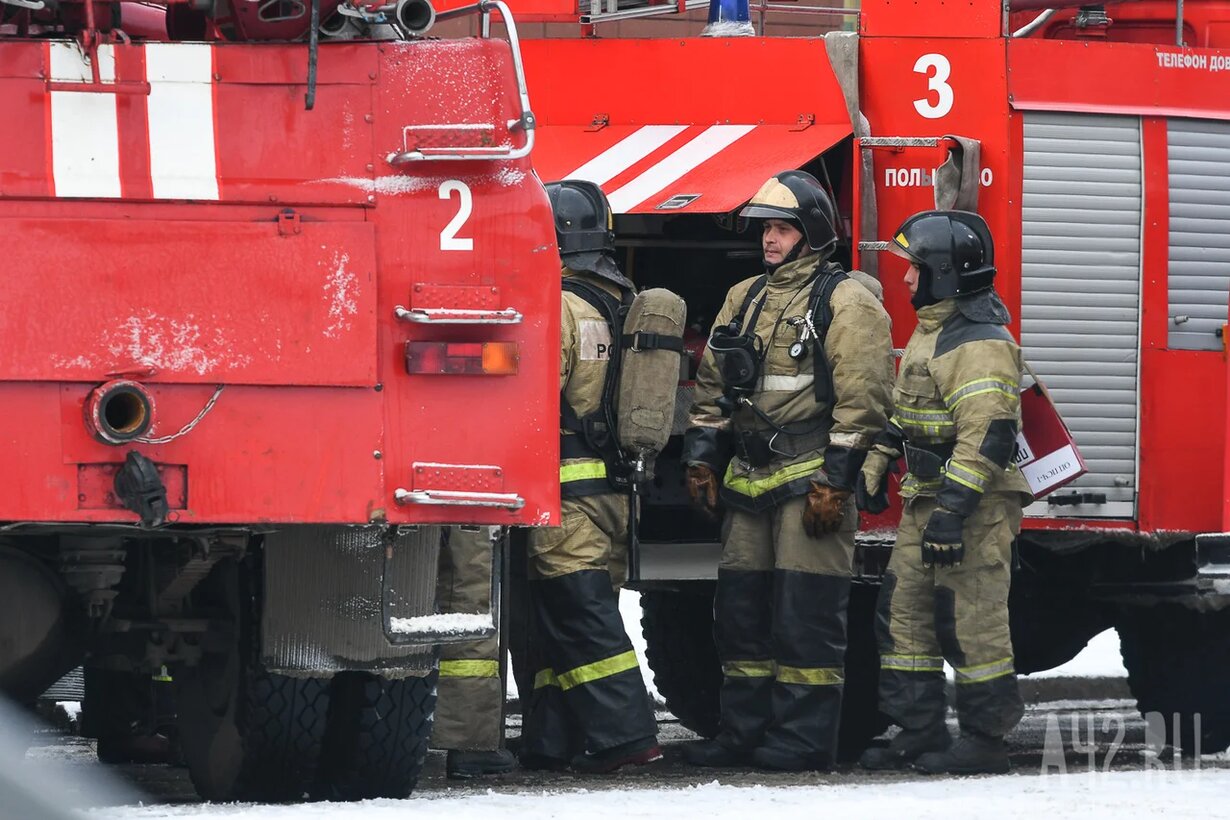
560, 281, 687, 492
707, 262, 848, 469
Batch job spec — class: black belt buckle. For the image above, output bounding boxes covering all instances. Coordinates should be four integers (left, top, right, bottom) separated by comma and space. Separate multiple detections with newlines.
737, 430, 773, 469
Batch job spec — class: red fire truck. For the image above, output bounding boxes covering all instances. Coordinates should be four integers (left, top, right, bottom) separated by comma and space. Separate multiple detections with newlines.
0, 0, 558, 800
435, 0, 1230, 757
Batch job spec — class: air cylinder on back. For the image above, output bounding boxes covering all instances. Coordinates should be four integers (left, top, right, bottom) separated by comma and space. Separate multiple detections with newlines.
617, 288, 687, 459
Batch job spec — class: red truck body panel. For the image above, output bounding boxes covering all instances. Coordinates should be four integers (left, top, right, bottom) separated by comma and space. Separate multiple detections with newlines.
0, 37, 561, 527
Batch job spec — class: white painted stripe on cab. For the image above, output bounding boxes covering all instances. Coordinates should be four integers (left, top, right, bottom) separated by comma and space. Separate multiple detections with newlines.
145, 43, 220, 200
49, 42, 122, 199
606, 124, 756, 213
564, 125, 688, 188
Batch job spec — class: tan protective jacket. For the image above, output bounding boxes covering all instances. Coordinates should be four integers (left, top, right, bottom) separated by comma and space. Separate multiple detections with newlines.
559, 267, 625, 496
689, 255, 894, 511
894, 297, 1033, 509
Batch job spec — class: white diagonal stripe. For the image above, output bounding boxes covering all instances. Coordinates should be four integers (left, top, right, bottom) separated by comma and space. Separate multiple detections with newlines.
564, 125, 688, 187
607, 124, 756, 213
146, 43, 219, 200
50, 42, 121, 199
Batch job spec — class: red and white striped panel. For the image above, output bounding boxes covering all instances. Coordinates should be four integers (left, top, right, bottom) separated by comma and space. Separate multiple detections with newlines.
46, 42, 220, 201
533, 122, 851, 214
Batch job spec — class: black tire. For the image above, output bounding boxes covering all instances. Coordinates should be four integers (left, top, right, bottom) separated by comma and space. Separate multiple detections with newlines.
315, 671, 437, 800
1009, 556, 1113, 675
640, 585, 722, 739
175, 557, 331, 801
1117, 603, 1230, 755
639, 582, 889, 759
839, 582, 890, 761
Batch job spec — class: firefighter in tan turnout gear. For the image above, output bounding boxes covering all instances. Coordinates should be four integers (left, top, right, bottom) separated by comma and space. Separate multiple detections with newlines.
518, 180, 662, 774
682, 170, 894, 772
858, 210, 1034, 775
431, 526, 515, 779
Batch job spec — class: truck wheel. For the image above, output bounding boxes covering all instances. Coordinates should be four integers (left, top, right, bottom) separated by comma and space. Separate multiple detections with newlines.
1117, 603, 1230, 755
640, 585, 722, 739
315, 671, 437, 799
1009, 549, 1112, 674
174, 558, 331, 801
839, 582, 890, 761
639, 582, 889, 759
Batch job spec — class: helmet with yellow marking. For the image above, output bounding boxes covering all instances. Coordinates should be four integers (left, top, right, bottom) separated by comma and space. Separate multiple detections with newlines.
739, 170, 838, 258
890, 210, 996, 304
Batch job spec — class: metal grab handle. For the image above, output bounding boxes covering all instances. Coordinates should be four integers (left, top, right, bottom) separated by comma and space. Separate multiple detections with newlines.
394, 488, 526, 510
394, 305, 523, 324
387, 0, 536, 164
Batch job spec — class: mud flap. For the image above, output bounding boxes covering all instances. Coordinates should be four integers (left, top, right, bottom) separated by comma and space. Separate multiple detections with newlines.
261, 526, 439, 675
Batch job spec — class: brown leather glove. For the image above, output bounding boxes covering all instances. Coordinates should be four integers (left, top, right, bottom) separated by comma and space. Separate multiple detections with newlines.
802, 480, 851, 538
686, 464, 721, 517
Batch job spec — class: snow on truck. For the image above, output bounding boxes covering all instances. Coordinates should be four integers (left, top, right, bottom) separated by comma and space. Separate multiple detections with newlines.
434, 0, 1230, 758
0, 0, 558, 801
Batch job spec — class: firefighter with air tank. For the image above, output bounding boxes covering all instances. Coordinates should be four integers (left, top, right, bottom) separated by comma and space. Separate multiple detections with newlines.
858, 210, 1033, 775
517, 180, 685, 774
681, 170, 894, 772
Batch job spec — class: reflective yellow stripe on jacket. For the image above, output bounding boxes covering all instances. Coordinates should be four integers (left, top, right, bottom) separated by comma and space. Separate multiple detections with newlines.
723, 455, 826, 499
560, 459, 606, 484
944, 377, 1019, 410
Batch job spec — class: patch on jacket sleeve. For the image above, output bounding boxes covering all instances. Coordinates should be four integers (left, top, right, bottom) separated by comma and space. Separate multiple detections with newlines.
578, 319, 614, 361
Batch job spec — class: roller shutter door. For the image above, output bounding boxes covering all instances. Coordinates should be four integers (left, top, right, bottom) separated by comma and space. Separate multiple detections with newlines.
1021, 112, 1140, 518
1168, 118, 1230, 351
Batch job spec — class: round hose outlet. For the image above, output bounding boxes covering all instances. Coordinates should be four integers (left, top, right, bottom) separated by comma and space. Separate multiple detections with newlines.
85, 380, 155, 444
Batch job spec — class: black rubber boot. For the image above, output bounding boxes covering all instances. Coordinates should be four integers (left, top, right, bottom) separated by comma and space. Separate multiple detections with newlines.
750, 744, 832, 773
914, 732, 1010, 775
446, 749, 517, 779
681, 738, 752, 768
859, 725, 952, 770
570, 737, 663, 774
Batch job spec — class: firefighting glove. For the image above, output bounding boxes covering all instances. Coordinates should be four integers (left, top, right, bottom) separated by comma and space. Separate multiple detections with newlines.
803, 481, 850, 538
855, 446, 896, 514
686, 464, 721, 518
921, 508, 966, 568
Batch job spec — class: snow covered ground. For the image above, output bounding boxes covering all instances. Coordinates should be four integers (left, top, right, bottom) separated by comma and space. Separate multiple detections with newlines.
89, 769, 1230, 820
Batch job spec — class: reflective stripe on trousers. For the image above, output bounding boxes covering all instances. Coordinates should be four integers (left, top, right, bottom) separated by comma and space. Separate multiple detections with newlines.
953, 656, 1015, 684
533, 649, 640, 692
439, 659, 501, 679
722, 660, 843, 685
880, 654, 945, 673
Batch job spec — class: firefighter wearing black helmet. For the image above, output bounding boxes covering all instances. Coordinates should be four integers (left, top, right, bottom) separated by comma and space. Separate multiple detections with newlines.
681, 170, 894, 771
858, 210, 1033, 775
517, 179, 661, 774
